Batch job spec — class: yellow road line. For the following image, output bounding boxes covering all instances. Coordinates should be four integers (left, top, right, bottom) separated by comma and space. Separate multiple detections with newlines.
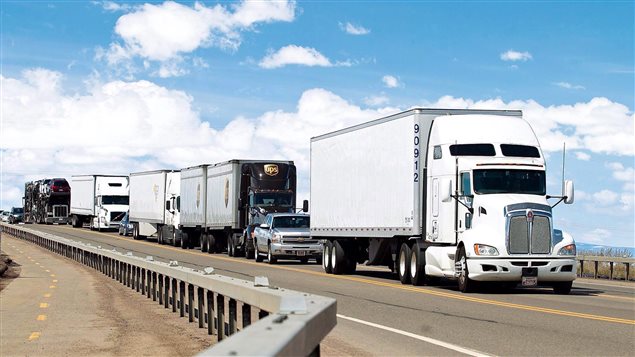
28, 332, 41, 341
45, 269, 50, 272
39, 303, 49, 308
596, 294, 635, 302
43, 293, 51, 298
49, 285, 56, 289
51, 225, 635, 326
50, 274, 55, 277
37, 315, 47, 321
52, 279, 58, 283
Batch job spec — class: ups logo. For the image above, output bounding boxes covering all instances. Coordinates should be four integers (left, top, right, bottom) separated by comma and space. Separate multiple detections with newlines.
264, 164, 279, 176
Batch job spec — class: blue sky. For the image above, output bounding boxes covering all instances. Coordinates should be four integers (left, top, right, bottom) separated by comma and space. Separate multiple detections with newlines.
1, 1, 633, 248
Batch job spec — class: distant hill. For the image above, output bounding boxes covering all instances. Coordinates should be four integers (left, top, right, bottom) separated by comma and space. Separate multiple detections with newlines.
576, 242, 635, 257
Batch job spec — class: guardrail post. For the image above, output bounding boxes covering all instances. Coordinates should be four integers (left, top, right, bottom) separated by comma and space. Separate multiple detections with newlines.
158, 274, 164, 305
179, 281, 186, 317
609, 262, 614, 280
242, 303, 251, 329
207, 291, 214, 336
626, 263, 630, 281
216, 294, 225, 341
164, 276, 170, 309
188, 284, 194, 322
198, 287, 204, 328
172, 278, 178, 313
147, 270, 152, 298
228, 299, 237, 335
152, 272, 158, 301
594, 261, 599, 279
141, 269, 146, 295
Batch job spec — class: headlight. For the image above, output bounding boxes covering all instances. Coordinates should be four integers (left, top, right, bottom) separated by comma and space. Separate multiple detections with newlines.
558, 244, 576, 256
474, 244, 499, 256
272, 233, 282, 243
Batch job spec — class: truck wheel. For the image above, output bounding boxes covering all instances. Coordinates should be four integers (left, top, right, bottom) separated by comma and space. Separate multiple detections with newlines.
132, 223, 140, 240
201, 233, 208, 252
255, 244, 263, 262
457, 246, 475, 293
410, 243, 427, 286
157, 228, 163, 244
398, 243, 412, 284
553, 281, 573, 295
323, 241, 332, 274
173, 230, 180, 247
228, 239, 234, 257
267, 243, 277, 264
331, 240, 348, 275
72, 215, 81, 228
180, 232, 189, 249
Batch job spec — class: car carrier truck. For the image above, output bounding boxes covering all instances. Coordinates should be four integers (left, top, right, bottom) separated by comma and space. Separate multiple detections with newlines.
179, 160, 300, 257
128, 170, 181, 243
23, 178, 70, 224
70, 175, 129, 231
310, 108, 576, 294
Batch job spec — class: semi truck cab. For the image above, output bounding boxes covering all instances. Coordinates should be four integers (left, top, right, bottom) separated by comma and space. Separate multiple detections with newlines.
94, 194, 129, 230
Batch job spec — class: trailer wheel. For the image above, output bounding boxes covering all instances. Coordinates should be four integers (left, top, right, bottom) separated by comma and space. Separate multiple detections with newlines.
322, 241, 332, 274
132, 223, 140, 240
410, 242, 427, 286
200, 233, 208, 252
552, 281, 573, 295
227, 238, 234, 257
331, 240, 348, 275
398, 243, 412, 284
457, 246, 476, 293
173, 230, 180, 247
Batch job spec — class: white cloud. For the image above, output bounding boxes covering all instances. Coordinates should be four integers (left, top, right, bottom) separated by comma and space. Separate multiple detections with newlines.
363, 94, 389, 107
339, 22, 370, 35
382, 75, 399, 88
259, 45, 332, 69
581, 228, 612, 245
553, 82, 585, 90
574, 151, 591, 161
98, 0, 296, 76
96, 1, 132, 12
592, 189, 619, 206
500, 50, 533, 62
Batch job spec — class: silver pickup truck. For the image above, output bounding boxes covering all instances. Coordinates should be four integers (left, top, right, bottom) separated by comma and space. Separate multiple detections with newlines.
254, 213, 321, 264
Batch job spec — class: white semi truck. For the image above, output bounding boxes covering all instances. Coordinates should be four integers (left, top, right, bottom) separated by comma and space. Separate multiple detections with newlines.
70, 175, 129, 231
128, 170, 181, 243
310, 108, 577, 294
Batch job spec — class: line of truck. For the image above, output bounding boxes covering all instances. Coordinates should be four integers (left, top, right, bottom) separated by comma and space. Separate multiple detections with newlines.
20, 108, 578, 293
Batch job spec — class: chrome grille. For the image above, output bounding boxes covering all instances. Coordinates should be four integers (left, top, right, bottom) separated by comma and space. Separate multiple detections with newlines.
53, 205, 68, 218
531, 216, 551, 254
509, 216, 529, 254
507, 212, 552, 255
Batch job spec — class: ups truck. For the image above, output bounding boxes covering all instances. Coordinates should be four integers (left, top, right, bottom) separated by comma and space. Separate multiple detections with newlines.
310, 108, 577, 294
179, 160, 300, 257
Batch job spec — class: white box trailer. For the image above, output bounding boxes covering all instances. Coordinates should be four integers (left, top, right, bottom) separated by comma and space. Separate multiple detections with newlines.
178, 165, 208, 248
70, 175, 129, 231
129, 170, 180, 243
311, 108, 577, 294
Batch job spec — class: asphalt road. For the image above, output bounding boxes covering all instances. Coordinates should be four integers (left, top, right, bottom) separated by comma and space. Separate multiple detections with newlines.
16, 224, 635, 356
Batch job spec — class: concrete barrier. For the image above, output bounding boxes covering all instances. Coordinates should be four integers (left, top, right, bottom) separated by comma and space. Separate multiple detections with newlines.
0, 223, 336, 356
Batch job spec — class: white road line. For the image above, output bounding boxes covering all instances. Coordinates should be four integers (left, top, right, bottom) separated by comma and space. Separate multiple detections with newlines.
337, 314, 493, 357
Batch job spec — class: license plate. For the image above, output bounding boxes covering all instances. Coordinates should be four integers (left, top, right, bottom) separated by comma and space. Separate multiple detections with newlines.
297, 251, 306, 256
521, 276, 538, 287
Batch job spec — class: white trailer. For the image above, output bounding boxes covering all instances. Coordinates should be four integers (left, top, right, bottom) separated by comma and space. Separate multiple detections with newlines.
310, 108, 577, 294
129, 170, 180, 243
178, 165, 208, 249
70, 175, 129, 231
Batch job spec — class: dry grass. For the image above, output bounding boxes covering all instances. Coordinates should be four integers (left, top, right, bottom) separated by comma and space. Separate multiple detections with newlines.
577, 248, 634, 281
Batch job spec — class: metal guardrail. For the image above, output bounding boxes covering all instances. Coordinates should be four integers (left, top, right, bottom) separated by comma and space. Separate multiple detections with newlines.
0, 223, 336, 356
577, 255, 635, 281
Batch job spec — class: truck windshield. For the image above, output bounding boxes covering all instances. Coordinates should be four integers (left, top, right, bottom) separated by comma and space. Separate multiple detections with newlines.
473, 169, 545, 195
273, 216, 310, 228
251, 193, 293, 207
102, 196, 129, 205
12, 208, 24, 214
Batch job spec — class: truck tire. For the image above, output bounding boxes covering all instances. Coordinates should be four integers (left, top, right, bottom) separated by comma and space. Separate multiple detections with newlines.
267, 243, 277, 264
398, 243, 412, 284
181, 232, 189, 249
201, 233, 208, 253
132, 223, 139, 240
208, 234, 216, 254
173, 230, 181, 247
255, 246, 263, 262
552, 281, 573, 295
457, 246, 476, 293
331, 240, 348, 275
157, 227, 163, 244
227, 238, 234, 257
72, 215, 82, 228
410, 242, 427, 286
323, 241, 332, 274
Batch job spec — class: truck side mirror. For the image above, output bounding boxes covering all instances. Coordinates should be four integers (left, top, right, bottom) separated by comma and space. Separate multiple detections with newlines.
564, 180, 574, 204
259, 224, 269, 229
441, 179, 453, 203
302, 199, 309, 212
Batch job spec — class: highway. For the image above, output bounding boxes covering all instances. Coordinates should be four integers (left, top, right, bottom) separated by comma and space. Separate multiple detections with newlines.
16, 224, 635, 356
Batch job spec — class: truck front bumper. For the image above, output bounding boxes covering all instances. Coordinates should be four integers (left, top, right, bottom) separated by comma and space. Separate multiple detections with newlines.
270, 243, 322, 258
467, 258, 576, 282
45, 217, 69, 224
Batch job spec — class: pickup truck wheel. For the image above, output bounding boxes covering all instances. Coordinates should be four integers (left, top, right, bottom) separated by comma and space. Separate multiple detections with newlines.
255, 249, 263, 262
331, 240, 348, 275
457, 246, 476, 293
323, 241, 333, 273
398, 243, 412, 284
553, 281, 573, 295
267, 243, 277, 264
410, 243, 427, 286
